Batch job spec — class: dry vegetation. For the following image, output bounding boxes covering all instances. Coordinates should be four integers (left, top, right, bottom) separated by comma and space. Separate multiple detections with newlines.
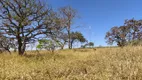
0, 46, 142, 80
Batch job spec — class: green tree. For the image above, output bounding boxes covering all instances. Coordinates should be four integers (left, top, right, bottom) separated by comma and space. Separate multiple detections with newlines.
37, 39, 60, 53
70, 31, 86, 49
88, 42, 94, 48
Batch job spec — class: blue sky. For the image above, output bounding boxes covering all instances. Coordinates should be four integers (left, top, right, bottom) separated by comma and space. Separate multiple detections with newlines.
46, 0, 142, 46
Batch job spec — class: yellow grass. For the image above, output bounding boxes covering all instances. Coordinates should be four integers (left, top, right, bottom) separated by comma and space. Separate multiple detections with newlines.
0, 46, 142, 80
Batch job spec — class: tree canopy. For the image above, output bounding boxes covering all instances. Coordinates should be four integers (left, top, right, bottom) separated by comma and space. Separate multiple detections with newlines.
70, 31, 86, 48
0, 0, 61, 55
105, 19, 142, 47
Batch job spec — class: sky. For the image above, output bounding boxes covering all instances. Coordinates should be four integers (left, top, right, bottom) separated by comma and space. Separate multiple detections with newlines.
45, 0, 142, 46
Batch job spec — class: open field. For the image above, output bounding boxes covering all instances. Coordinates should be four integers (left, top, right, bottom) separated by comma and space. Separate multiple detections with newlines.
0, 47, 142, 80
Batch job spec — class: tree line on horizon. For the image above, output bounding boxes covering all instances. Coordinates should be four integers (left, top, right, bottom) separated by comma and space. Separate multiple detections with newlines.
0, 0, 94, 55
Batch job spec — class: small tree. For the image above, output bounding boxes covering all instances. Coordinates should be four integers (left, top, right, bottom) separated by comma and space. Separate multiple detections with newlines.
0, 34, 15, 53
70, 31, 86, 49
81, 45, 86, 48
88, 42, 94, 48
52, 33, 68, 50
37, 39, 60, 53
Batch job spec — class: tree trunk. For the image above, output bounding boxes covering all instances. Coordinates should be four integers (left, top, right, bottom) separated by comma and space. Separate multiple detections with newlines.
17, 36, 25, 55
70, 40, 74, 49
18, 44, 25, 55
68, 30, 71, 49
14, 48, 17, 52
60, 41, 66, 50
70, 43, 72, 49
4, 48, 11, 54
18, 44, 24, 55
17, 27, 26, 55
68, 20, 71, 49
18, 46, 23, 55
7, 49, 11, 54
61, 45, 64, 50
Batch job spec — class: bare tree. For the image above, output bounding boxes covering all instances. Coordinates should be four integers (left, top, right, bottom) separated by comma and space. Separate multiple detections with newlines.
0, 0, 52, 55
44, 11, 69, 50
105, 26, 127, 47
59, 6, 77, 49
0, 34, 14, 54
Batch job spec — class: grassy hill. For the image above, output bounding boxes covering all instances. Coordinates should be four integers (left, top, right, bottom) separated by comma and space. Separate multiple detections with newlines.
0, 46, 142, 80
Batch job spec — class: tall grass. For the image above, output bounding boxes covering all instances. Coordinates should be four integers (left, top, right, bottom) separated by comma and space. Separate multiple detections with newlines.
0, 46, 142, 80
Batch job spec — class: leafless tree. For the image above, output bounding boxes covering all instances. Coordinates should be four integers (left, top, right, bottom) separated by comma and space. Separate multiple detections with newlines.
59, 6, 77, 49
0, 34, 14, 54
0, 0, 53, 55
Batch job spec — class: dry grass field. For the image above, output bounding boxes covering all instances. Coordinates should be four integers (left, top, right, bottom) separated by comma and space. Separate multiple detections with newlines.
0, 46, 142, 80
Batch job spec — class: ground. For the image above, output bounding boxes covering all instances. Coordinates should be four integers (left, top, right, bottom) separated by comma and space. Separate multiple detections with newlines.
0, 46, 142, 80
